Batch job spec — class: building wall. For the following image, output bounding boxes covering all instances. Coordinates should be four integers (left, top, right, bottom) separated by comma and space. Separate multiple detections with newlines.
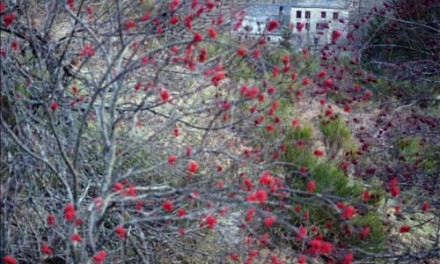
290, 7, 350, 47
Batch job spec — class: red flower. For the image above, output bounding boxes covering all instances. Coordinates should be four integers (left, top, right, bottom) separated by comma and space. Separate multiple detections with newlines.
168, 155, 177, 165
160, 89, 170, 102
297, 227, 307, 240
236, 47, 247, 56
331, 30, 342, 43
362, 190, 371, 201
67, 0, 74, 9
298, 255, 306, 264
162, 201, 174, 212
399, 225, 411, 233
314, 150, 324, 157
229, 253, 239, 261
255, 189, 267, 203
205, 215, 217, 229
207, 28, 218, 39
64, 203, 76, 222
71, 233, 82, 242
307, 180, 316, 193
2, 256, 16, 264
115, 225, 127, 239
252, 49, 261, 58
320, 241, 333, 254
341, 206, 356, 219
390, 185, 400, 197
169, 15, 180, 25
50, 101, 59, 111
422, 201, 430, 212
259, 171, 272, 185
343, 252, 354, 264
2, 13, 15, 27
300, 166, 307, 176
169, 0, 180, 11
302, 77, 311, 86
113, 182, 124, 192
193, 32, 203, 42
47, 214, 56, 226
317, 70, 327, 78
264, 215, 276, 227
125, 20, 136, 30
93, 251, 107, 264
80, 44, 95, 57
323, 78, 333, 87
0, 3, 5, 13
125, 184, 137, 197
266, 20, 280, 31
188, 160, 199, 173
245, 207, 255, 221
41, 243, 53, 255
177, 208, 187, 217
359, 226, 370, 239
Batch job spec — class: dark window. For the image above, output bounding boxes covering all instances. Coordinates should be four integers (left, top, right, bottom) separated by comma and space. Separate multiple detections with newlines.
321, 12, 326, 18
296, 22, 301, 30
296, 11, 302, 18
333, 12, 339, 20
305, 23, 310, 30
305, 11, 311, 18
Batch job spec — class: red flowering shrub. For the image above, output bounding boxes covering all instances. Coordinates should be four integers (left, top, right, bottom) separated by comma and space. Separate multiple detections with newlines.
1, 1, 437, 263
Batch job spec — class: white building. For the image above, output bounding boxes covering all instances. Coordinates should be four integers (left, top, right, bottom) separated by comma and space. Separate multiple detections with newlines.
290, 0, 351, 48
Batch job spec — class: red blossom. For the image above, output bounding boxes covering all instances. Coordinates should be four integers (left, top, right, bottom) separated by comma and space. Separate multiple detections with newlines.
50, 101, 59, 111
266, 20, 280, 31
177, 208, 187, 217
41, 243, 53, 255
264, 215, 276, 227
255, 189, 267, 203
125, 184, 137, 197
160, 89, 170, 102
64, 203, 76, 222
298, 255, 306, 264
115, 225, 127, 239
169, 15, 180, 25
359, 226, 370, 239
422, 201, 430, 212
193, 32, 203, 42
2, 256, 17, 264
259, 171, 272, 185
188, 160, 199, 173
169, 0, 180, 11
168, 155, 177, 165
113, 182, 124, 192
71, 233, 82, 242
297, 227, 307, 240
307, 180, 316, 193
399, 225, 411, 233
47, 214, 56, 226
314, 149, 324, 157
162, 201, 174, 212
205, 215, 217, 229
207, 28, 218, 39
245, 207, 255, 221
343, 252, 354, 264
93, 250, 107, 264
237, 47, 247, 56
125, 20, 136, 30
2, 12, 15, 26
341, 206, 356, 219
